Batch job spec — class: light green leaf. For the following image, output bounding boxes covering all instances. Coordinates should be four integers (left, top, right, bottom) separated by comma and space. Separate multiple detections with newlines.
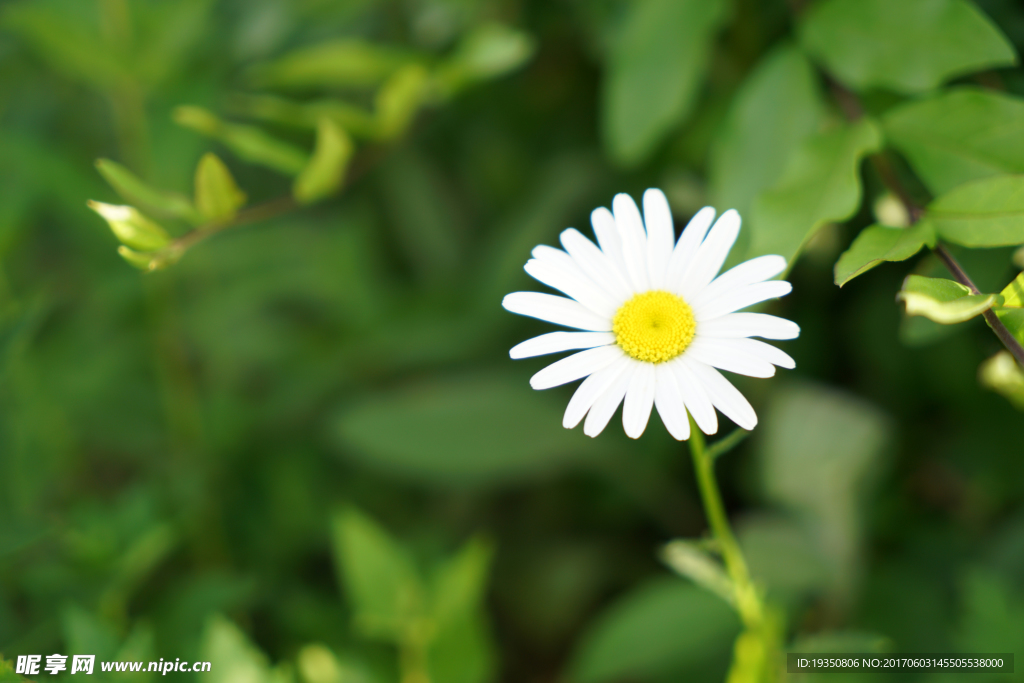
332, 373, 610, 486
225, 93, 379, 139
601, 0, 729, 166
95, 159, 200, 223
246, 39, 421, 89
995, 308, 1024, 346
293, 119, 354, 205
883, 88, 1024, 195
799, 0, 1017, 94
747, 119, 882, 264
195, 153, 247, 222
87, 201, 172, 252
710, 44, 825, 222
435, 23, 536, 96
660, 540, 734, 608
297, 645, 377, 683
925, 175, 1024, 247
430, 537, 494, 632
999, 271, 1024, 308
427, 610, 496, 683
567, 578, 740, 683
374, 64, 430, 141
173, 106, 309, 175
330, 507, 422, 640
834, 221, 936, 287
979, 351, 1024, 410
760, 383, 891, 599
0, 657, 26, 683
898, 274, 997, 324
201, 615, 272, 683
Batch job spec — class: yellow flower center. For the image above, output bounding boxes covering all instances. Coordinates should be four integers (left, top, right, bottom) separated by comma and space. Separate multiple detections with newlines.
613, 290, 696, 364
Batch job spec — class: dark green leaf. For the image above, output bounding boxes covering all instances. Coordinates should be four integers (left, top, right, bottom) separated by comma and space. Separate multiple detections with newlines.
567, 578, 740, 683
435, 23, 536, 97
799, 0, 1016, 94
332, 373, 610, 486
602, 0, 729, 166
834, 222, 936, 287
883, 88, 1024, 195
710, 44, 825, 221
747, 119, 882, 263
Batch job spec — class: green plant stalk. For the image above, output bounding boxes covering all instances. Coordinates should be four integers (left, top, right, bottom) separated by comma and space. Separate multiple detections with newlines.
688, 423, 763, 628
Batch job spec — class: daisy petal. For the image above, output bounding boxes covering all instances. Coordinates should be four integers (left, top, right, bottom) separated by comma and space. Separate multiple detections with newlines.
693, 281, 793, 321
591, 207, 629, 280
643, 189, 675, 289
654, 369, 690, 441
563, 356, 632, 428
712, 337, 795, 369
669, 358, 718, 435
622, 362, 656, 439
503, 292, 612, 331
684, 358, 757, 430
665, 207, 716, 291
531, 244, 579, 274
510, 331, 616, 359
584, 361, 636, 437
678, 209, 741, 300
695, 313, 800, 340
525, 259, 618, 317
612, 194, 650, 292
685, 338, 776, 378
530, 345, 623, 390
559, 228, 632, 301
691, 255, 787, 309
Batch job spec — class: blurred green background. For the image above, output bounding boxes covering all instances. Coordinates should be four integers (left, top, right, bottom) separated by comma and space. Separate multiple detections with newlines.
1, 1, 1024, 682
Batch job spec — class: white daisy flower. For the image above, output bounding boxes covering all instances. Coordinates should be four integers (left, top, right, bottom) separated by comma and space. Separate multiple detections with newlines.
502, 189, 799, 440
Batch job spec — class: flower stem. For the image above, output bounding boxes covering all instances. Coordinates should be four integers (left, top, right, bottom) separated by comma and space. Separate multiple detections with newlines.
688, 424, 763, 628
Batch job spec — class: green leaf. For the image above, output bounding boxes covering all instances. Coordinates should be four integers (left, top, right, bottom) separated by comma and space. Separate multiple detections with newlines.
195, 153, 247, 222
1000, 272, 1024, 308
173, 106, 309, 175
434, 23, 536, 97
925, 175, 1024, 247
95, 159, 200, 223
897, 274, 997, 324
601, 0, 729, 166
747, 119, 882, 264
760, 383, 891, 598
709, 44, 825, 222
799, 0, 1016, 94
834, 222, 936, 287
427, 610, 496, 683
201, 615, 279, 683
567, 578, 740, 683
225, 93, 379, 139
293, 118, 354, 205
995, 308, 1024, 346
660, 540, 734, 608
374, 64, 430, 141
330, 506, 422, 640
883, 88, 1024, 195
332, 373, 610, 486
87, 201, 172, 252
297, 645, 378, 683
956, 570, 1024, 653
430, 537, 494, 632
246, 39, 421, 90
979, 351, 1024, 410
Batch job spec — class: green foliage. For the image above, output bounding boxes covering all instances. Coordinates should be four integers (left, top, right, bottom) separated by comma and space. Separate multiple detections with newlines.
799, 0, 1017, 93
332, 373, 610, 486
834, 222, 936, 286
173, 106, 310, 175
568, 578, 740, 683
898, 275, 998, 323
293, 119, 355, 205
979, 351, 1024, 409
601, 0, 729, 167
747, 119, 882, 263
202, 615, 293, 683
246, 39, 422, 90
96, 159, 200, 224
434, 23, 536, 96
87, 201, 172, 252
710, 44, 825, 223
927, 175, 1024, 247
883, 88, 1024, 195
